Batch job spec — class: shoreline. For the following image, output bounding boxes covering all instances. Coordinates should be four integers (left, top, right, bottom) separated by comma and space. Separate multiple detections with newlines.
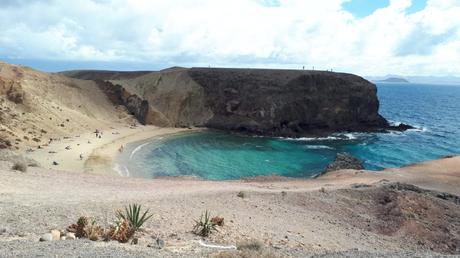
25, 124, 459, 189
25, 125, 201, 175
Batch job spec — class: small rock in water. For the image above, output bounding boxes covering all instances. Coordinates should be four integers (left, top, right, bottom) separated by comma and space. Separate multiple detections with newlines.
65, 232, 76, 240
51, 229, 61, 240
39, 233, 53, 242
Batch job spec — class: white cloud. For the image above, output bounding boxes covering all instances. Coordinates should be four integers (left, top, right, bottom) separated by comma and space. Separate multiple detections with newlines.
0, 0, 459, 75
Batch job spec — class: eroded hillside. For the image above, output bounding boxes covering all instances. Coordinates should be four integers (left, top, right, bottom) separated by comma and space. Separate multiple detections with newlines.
0, 62, 135, 150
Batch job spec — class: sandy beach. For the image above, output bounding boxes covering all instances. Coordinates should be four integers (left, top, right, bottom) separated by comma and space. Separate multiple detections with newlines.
25, 125, 197, 175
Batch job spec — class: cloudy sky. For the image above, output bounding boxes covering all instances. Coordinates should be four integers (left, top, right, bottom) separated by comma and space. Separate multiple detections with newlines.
1, 0, 459, 76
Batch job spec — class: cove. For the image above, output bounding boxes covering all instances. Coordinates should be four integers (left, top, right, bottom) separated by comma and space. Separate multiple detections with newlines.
115, 83, 460, 180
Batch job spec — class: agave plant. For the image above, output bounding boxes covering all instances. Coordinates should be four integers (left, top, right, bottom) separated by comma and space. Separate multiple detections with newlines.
193, 210, 217, 237
116, 204, 153, 231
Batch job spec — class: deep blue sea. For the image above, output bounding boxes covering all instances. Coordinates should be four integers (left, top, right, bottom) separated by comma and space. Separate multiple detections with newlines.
117, 83, 460, 180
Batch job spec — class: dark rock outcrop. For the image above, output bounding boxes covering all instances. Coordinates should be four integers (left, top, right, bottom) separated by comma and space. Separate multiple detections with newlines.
94, 80, 149, 124
391, 123, 414, 131
188, 68, 389, 136
325, 153, 365, 172
66, 67, 410, 137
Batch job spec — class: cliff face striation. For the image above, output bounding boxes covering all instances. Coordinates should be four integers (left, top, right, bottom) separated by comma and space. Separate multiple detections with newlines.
65, 67, 405, 137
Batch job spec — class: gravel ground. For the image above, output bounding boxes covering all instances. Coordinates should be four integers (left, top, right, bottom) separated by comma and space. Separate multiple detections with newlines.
1, 158, 459, 257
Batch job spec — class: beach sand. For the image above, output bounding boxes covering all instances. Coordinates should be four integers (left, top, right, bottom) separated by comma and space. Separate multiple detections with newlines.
25, 125, 197, 175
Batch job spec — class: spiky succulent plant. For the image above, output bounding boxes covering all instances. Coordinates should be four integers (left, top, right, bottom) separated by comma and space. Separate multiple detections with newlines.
193, 210, 217, 237
116, 204, 153, 231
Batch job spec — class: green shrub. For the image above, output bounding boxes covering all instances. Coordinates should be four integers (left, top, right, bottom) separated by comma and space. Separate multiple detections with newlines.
116, 204, 153, 232
193, 210, 217, 237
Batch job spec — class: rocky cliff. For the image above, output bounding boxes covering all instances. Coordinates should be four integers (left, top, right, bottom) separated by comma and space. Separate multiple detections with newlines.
66, 67, 405, 137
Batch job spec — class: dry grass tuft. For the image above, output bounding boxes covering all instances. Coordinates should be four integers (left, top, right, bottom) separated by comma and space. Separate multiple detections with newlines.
210, 239, 281, 258
237, 239, 264, 251
12, 161, 27, 172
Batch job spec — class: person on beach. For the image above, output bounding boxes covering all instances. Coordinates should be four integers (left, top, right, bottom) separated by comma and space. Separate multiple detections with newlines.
79, 154, 83, 160
119, 145, 124, 153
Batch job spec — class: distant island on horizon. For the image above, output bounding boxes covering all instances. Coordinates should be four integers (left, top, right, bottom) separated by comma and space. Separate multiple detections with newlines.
374, 77, 410, 83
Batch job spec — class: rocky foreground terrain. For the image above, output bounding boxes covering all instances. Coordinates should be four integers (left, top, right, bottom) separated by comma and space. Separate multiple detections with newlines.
0, 157, 459, 257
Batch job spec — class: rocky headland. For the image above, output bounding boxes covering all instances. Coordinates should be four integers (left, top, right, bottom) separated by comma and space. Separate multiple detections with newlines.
64, 67, 411, 137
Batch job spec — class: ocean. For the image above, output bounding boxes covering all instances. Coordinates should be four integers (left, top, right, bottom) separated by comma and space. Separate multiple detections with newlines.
116, 83, 460, 180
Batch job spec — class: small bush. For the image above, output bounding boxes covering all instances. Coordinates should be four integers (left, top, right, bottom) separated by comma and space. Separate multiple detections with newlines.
107, 219, 134, 243
67, 204, 152, 243
212, 249, 280, 258
116, 204, 153, 232
12, 161, 27, 172
85, 220, 104, 241
67, 216, 104, 241
237, 239, 264, 251
193, 210, 217, 237
237, 191, 246, 198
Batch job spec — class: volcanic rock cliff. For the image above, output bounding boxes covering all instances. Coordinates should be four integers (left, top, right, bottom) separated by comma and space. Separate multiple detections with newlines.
65, 67, 402, 137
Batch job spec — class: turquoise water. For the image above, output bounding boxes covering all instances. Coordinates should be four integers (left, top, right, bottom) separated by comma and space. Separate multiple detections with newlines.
118, 83, 460, 180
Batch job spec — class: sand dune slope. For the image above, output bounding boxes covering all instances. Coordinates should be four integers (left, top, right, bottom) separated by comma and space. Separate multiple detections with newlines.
0, 62, 135, 151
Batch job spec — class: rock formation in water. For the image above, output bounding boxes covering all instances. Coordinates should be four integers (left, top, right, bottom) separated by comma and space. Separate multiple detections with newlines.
65, 67, 410, 137
325, 153, 365, 172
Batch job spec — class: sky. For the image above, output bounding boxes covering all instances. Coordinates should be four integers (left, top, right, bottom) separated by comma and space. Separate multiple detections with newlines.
1, 0, 459, 76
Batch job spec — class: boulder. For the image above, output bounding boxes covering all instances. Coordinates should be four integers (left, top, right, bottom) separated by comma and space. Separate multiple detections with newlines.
325, 153, 364, 172
39, 233, 53, 242
65, 232, 76, 240
51, 229, 61, 240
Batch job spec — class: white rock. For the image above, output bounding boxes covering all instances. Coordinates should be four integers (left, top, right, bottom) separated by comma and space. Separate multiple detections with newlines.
39, 233, 53, 242
65, 232, 76, 240
51, 229, 61, 240
60, 236, 66, 240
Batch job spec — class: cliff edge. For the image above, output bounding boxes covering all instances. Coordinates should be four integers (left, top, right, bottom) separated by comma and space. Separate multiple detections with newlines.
71, 67, 401, 137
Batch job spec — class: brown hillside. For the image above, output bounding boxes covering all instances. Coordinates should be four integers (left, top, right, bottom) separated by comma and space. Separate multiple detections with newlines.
0, 62, 135, 150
